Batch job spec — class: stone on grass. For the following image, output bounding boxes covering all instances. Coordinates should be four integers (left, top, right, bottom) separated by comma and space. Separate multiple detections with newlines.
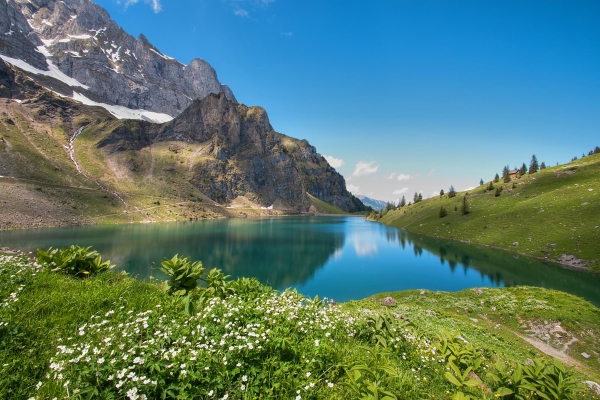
381, 297, 397, 307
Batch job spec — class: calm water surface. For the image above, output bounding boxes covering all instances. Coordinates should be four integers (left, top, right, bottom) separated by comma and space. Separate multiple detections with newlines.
1, 216, 599, 306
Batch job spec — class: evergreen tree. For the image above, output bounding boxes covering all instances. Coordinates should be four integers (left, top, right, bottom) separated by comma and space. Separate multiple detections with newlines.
495, 187, 502, 197
529, 154, 539, 174
595, 146, 600, 154
520, 162, 527, 176
386, 201, 395, 211
493, 173, 499, 183
439, 189, 444, 198
413, 192, 419, 203
439, 206, 447, 218
399, 196, 406, 207
479, 178, 484, 186
461, 195, 469, 215
417, 193, 423, 202
448, 185, 457, 198
540, 162, 546, 170
502, 165, 511, 183
486, 181, 494, 191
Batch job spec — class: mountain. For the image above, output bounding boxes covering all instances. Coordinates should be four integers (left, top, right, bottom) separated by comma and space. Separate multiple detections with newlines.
0, 0, 367, 229
0, 0, 235, 119
355, 195, 388, 211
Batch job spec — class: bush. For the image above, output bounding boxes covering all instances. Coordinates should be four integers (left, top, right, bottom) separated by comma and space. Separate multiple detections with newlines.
439, 206, 447, 218
158, 254, 205, 295
494, 187, 502, 197
37, 245, 114, 278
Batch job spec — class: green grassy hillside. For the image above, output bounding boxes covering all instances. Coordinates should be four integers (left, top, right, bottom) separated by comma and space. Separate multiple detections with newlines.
308, 193, 348, 214
377, 155, 600, 273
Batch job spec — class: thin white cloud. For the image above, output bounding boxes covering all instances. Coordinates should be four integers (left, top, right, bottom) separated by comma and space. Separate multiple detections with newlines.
234, 8, 250, 17
346, 184, 360, 194
386, 172, 397, 180
428, 169, 435, 176
122, 0, 162, 13
281, 32, 293, 37
393, 187, 409, 195
324, 155, 344, 168
397, 174, 411, 181
352, 161, 379, 177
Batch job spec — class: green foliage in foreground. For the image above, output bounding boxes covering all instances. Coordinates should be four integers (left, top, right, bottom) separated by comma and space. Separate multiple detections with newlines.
0, 254, 599, 399
37, 245, 115, 278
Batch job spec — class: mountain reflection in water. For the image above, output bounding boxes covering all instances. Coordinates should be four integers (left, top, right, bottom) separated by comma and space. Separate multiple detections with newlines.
0, 217, 598, 306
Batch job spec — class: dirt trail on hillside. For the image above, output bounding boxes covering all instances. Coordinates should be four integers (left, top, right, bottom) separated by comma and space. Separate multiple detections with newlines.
513, 332, 584, 368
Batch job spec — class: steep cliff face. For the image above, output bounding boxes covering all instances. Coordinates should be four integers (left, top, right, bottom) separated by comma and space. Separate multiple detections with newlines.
0, 0, 235, 117
98, 93, 364, 212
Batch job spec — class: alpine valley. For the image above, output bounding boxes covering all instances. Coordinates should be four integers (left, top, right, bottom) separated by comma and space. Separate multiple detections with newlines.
0, 0, 366, 229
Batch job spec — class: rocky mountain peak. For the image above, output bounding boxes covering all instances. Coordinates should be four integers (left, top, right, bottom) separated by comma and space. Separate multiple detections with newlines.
1, 0, 236, 117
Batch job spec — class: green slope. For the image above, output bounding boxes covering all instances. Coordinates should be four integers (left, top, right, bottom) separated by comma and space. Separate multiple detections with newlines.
377, 155, 600, 272
307, 193, 348, 214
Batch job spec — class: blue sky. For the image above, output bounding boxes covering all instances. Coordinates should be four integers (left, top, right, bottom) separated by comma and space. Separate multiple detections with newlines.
97, 0, 600, 202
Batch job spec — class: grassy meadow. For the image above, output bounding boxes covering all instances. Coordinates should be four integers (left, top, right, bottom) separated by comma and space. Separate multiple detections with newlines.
376, 154, 600, 273
1, 251, 599, 399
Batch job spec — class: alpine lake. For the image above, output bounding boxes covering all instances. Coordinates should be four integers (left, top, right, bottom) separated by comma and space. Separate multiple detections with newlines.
1, 216, 599, 306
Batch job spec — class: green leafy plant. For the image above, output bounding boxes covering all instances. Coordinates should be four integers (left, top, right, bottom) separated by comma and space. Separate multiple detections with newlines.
36, 245, 114, 278
344, 346, 400, 400
203, 268, 233, 299
158, 254, 204, 295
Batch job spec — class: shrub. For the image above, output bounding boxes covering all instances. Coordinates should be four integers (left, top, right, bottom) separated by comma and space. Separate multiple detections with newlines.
439, 206, 447, 218
36, 245, 114, 278
158, 254, 205, 295
494, 187, 501, 197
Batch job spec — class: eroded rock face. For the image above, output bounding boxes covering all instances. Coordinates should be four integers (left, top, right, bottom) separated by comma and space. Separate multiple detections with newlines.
1, 0, 235, 116
99, 93, 365, 212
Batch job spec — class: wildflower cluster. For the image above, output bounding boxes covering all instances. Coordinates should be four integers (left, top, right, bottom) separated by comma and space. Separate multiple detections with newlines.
41, 289, 361, 399
0, 254, 42, 327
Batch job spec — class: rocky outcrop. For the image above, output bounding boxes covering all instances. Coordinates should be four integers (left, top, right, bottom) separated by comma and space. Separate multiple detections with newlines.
0, 0, 235, 116
98, 93, 365, 212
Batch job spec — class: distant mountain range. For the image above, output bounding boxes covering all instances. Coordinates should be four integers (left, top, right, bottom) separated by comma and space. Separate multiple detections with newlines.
355, 195, 388, 211
0, 0, 367, 229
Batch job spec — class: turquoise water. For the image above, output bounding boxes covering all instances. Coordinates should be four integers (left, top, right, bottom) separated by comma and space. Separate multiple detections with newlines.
1, 216, 599, 305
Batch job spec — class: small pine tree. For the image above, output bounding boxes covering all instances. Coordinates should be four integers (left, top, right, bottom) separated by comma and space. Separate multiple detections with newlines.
479, 178, 484, 186
386, 201, 395, 211
486, 181, 494, 191
540, 162, 546, 170
595, 146, 600, 154
417, 193, 423, 202
413, 192, 419, 203
520, 162, 527, 176
399, 196, 406, 207
493, 173, 499, 183
529, 154, 539, 174
572, 156, 578, 161
502, 165, 511, 183
439, 206, 447, 218
448, 185, 457, 198
495, 187, 501, 197
439, 189, 444, 198
461, 196, 469, 215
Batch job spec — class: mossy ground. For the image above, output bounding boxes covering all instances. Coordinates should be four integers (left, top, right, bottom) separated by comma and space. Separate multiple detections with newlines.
379, 154, 600, 272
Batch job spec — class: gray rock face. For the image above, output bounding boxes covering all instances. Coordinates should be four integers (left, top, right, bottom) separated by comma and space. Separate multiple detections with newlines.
98, 93, 366, 212
0, 0, 235, 116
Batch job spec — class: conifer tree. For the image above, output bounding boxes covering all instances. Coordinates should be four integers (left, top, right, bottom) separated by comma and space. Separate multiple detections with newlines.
413, 192, 418, 203
595, 146, 600, 154
479, 178, 484, 186
540, 162, 546, 170
486, 181, 494, 191
502, 165, 511, 183
529, 154, 539, 174
495, 187, 501, 197
461, 195, 469, 215
399, 196, 406, 207
417, 193, 423, 202
520, 162, 527, 176
493, 173, 499, 183
448, 185, 457, 198
439, 206, 447, 218
439, 189, 444, 198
